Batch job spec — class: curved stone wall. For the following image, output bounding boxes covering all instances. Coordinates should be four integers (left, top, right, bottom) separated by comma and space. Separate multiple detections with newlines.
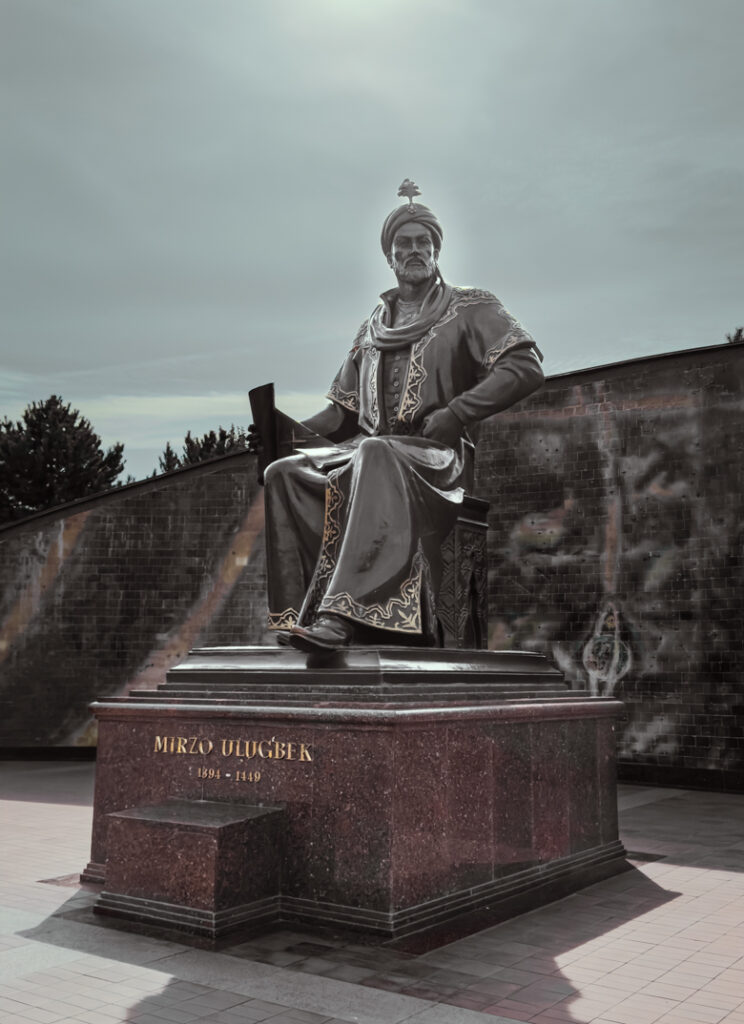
1, 343, 742, 788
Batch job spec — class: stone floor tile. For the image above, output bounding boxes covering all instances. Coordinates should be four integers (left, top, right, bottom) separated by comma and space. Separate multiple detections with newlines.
439, 992, 494, 1011
581, 972, 644, 994
560, 966, 608, 985
220, 1004, 294, 1020
666, 1004, 731, 1023
480, 1004, 534, 1022
182, 993, 252, 1012
600, 992, 682, 1024
640, 982, 701, 1000
66, 1013, 131, 1024
488, 994, 560, 1015
688, 993, 744, 1012
512, 957, 560, 976
461, 978, 522, 999
138, 1003, 208, 1022
161, 983, 217, 1000
19, 1005, 82, 1022
202, 1009, 280, 1024
607, 963, 670, 983
405, 1007, 523, 1023
267, 1011, 334, 1023
127, 1016, 177, 1024
82, 1010, 132, 1023
482, 967, 545, 988
548, 993, 625, 1017
6, 771, 744, 1024
513, 980, 577, 1004
285, 959, 340, 977
0, 997, 33, 1016
418, 953, 502, 978
697, 980, 744, 998
400, 984, 462, 1002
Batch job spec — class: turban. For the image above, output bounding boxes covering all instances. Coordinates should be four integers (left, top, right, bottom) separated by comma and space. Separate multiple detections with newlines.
380, 202, 444, 256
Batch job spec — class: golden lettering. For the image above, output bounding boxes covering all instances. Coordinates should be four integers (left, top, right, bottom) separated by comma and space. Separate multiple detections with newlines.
157, 733, 313, 762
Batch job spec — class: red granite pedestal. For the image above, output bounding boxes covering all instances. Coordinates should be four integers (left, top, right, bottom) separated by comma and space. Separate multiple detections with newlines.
98, 800, 284, 938
85, 647, 626, 942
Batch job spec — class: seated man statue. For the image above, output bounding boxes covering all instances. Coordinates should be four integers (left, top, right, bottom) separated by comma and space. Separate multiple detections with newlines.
259, 180, 544, 653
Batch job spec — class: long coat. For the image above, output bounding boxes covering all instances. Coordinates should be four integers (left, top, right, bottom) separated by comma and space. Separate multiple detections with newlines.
264, 286, 543, 638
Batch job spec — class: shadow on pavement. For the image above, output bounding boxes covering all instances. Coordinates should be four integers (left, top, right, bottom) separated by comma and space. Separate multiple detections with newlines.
20, 863, 679, 1022
0, 760, 95, 805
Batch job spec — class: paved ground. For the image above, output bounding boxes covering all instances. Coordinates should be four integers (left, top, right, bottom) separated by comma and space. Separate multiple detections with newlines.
1, 762, 744, 1024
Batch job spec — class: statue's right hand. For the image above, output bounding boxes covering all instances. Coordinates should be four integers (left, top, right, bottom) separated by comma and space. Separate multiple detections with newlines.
246, 423, 262, 454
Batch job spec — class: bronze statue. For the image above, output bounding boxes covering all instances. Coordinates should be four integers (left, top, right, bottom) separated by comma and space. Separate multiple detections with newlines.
251, 181, 544, 653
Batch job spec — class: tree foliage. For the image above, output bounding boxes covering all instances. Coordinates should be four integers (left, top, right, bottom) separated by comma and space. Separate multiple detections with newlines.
0, 395, 125, 523
726, 327, 743, 344
158, 441, 181, 474
157, 425, 247, 474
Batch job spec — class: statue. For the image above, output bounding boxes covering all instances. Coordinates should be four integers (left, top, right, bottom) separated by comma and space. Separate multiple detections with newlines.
251, 181, 544, 653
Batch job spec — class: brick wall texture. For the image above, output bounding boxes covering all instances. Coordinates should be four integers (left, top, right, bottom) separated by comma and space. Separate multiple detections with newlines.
1, 344, 742, 787
0, 452, 267, 748
475, 343, 744, 789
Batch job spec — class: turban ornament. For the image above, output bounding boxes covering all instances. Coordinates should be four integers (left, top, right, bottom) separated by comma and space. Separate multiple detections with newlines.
380, 179, 444, 256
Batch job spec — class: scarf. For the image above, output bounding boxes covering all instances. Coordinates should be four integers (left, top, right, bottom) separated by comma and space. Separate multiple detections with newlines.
368, 272, 453, 351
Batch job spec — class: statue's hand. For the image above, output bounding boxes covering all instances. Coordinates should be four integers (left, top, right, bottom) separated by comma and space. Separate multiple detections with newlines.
246, 423, 263, 454
421, 407, 463, 447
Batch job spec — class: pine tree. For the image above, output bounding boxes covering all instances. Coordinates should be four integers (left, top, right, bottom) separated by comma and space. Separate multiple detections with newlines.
0, 395, 125, 523
156, 425, 247, 473
158, 441, 181, 474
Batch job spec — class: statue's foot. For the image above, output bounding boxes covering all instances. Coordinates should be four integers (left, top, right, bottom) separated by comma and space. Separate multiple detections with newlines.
274, 631, 292, 647
289, 614, 354, 653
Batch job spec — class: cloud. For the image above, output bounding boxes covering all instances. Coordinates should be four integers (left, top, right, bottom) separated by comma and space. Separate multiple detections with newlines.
1, 0, 743, 477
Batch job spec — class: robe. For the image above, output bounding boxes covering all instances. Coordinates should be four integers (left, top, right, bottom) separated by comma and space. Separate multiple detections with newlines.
264, 285, 543, 638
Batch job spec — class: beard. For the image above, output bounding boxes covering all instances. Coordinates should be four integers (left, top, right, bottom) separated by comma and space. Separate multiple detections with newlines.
390, 253, 438, 285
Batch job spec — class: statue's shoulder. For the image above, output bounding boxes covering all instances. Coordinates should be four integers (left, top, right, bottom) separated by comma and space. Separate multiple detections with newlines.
449, 285, 500, 308
450, 287, 525, 324
351, 318, 371, 352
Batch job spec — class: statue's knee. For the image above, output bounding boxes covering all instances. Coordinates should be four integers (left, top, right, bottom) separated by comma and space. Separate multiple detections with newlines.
263, 454, 303, 489
356, 435, 391, 463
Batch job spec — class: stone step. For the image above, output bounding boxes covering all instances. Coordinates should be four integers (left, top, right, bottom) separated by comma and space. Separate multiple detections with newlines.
107, 687, 576, 706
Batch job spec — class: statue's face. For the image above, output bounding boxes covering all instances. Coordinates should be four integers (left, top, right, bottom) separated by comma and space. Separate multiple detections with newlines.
387, 222, 438, 284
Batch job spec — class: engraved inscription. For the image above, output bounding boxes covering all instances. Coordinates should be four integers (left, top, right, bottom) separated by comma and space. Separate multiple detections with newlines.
154, 736, 214, 755
153, 734, 313, 782
153, 735, 312, 761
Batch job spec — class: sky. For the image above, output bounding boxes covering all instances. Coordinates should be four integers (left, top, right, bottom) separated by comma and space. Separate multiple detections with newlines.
1, 0, 742, 481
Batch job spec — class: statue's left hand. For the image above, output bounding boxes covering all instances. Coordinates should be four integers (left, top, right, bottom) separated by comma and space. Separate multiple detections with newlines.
421, 407, 464, 447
